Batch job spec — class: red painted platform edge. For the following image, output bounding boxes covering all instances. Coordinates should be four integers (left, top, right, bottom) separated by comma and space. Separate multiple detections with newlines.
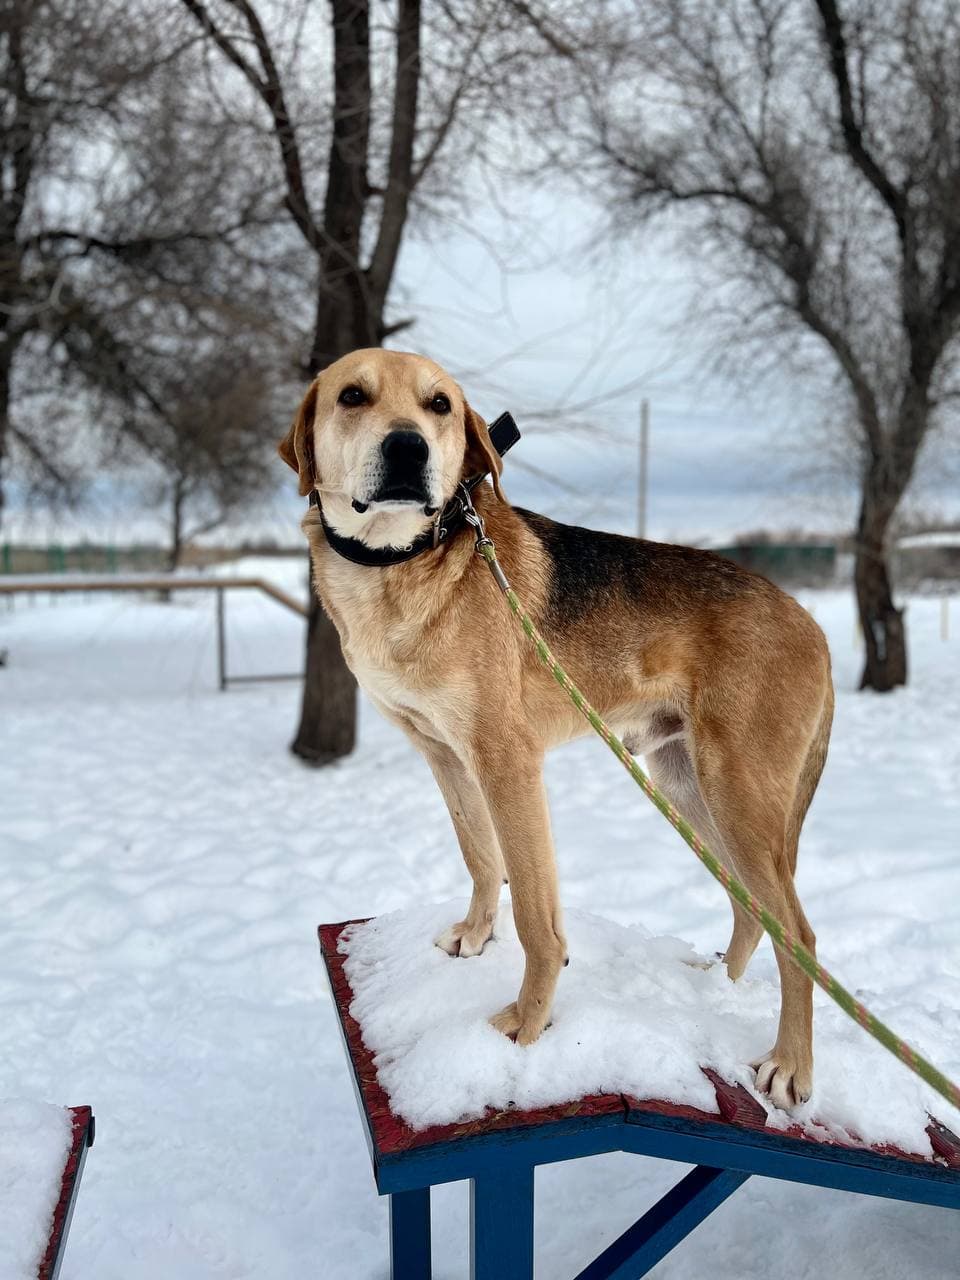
37, 1105, 93, 1280
928, 1118, 960, 1170
701, 1067, 769, 1130
319, 920, 960, 1170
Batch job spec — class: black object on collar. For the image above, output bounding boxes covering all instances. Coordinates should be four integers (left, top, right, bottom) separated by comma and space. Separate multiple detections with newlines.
310, 412, 519, 568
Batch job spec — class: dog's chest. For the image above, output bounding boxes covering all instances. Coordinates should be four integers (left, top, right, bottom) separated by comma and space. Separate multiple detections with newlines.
352, 655, 430, 720
319, 561, 437, 716
344, 619, 427, 713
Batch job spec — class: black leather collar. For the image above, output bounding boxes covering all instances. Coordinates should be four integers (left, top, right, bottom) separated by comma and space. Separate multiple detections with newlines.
310, 411, 519, 569
311, 482, 476, 567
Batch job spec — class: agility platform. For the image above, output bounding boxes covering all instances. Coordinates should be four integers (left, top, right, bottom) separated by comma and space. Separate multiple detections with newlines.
319, 920, 960, 1279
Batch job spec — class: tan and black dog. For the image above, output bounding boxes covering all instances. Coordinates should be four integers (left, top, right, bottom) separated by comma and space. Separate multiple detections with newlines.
279, 348, 833, 1109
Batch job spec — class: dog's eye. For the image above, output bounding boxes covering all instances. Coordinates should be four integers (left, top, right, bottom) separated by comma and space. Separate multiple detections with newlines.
338, 385, 367, 407
428, 393, 451, 415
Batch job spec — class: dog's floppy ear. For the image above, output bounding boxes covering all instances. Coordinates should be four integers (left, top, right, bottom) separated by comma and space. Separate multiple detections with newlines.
463, 401, 505, 501
278, 380, 318, 497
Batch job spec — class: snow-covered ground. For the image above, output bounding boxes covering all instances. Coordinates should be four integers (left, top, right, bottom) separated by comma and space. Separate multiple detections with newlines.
1, 562, 958, 1279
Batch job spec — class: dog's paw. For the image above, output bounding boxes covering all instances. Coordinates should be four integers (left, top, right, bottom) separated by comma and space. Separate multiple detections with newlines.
752, 1050, 813, 1109
489, 1001, 548, 1046
434, 919, 493, 958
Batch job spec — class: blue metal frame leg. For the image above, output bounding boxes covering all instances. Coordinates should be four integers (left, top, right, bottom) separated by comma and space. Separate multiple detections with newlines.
390, 1187, 431, 1280
575, 1165, 751, 1280
470, 1165, 535, 1280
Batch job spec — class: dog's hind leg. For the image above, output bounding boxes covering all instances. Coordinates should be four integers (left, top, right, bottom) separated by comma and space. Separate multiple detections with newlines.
723, 903, 764, 981
401, 726, 505, 958
645, 740, 761, 977
692, 734, 817, 1109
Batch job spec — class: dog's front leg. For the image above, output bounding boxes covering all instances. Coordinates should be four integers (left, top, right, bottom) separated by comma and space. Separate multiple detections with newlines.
475, 748, 567, 1046
401, 728, 505, 957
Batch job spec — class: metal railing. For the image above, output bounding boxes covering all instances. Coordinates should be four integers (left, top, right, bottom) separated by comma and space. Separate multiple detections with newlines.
0, 574, 308, 691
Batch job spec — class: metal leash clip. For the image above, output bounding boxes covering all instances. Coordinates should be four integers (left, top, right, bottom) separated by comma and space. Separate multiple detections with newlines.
457, 483, 511, 592
456, 483, 489, 548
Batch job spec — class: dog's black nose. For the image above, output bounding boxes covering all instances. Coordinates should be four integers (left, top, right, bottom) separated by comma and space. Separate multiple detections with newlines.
381, 430, 428, 466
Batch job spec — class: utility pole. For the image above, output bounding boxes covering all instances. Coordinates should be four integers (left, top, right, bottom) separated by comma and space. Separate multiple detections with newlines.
638, 398, 650, 539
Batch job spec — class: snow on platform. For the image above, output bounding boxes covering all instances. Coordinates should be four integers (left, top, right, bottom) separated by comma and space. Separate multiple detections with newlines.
0, 1101, 73, 1280
342, 902, 945, 1154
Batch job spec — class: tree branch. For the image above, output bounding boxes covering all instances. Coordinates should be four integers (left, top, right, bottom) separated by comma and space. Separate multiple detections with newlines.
410, 5, 491, 189
0, 13, 36, 247
320, 0, 371, 271
9, 420, 72, 490
308, 0, 374, 368
24, 220, 268, 259
223, 0, 320, 251
813, 0, 908, 242
178, 0, 264, 92
380, 316, 415, 338
179, 0, 320, 250
503, 0, 577, 59
603, 137, 887, 457
367, 0, 420, 306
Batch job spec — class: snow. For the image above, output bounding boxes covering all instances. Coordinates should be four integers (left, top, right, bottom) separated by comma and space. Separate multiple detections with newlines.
0, 1101, 73, 1280
897, 530, 960, 550
1, 564, 958, 1278
342, 903, 946, 1152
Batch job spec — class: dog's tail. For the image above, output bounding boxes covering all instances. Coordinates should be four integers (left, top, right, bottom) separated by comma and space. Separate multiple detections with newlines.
786, 680, 834, 873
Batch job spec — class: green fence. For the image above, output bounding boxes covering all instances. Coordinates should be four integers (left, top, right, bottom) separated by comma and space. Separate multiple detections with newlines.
712, 542, 837, 585
1, 544, 167, 576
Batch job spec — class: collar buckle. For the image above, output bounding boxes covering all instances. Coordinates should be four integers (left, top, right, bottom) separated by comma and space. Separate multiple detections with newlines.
431, 507, 446, 549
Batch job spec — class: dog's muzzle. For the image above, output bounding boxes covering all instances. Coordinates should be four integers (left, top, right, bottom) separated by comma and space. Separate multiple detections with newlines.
369, 429, 435, 511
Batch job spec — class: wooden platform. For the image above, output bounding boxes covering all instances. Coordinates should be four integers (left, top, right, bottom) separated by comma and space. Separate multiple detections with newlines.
37, 1106, 95, 1280
319, 920, 960, 1279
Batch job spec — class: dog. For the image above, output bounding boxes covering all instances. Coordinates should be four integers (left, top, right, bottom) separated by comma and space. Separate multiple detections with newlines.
279, 348, 834, 1109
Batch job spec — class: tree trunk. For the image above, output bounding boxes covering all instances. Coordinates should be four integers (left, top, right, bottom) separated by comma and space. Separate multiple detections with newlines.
854, 499, 906, 692
853, 372, 935, 692
289, 0, 375, 765
289, 297, 371, 765
290, 0, 425, 764
155, 483, 184, 603
167, 480, 184, 573
0, 354, 10, 526
292, 590, 358, 763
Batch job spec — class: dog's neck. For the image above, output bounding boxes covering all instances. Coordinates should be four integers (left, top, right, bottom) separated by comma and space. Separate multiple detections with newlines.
302, 486, 498, 675
303, 480, 498, 600
311, 471, 494, 569
317, 491, 434, 551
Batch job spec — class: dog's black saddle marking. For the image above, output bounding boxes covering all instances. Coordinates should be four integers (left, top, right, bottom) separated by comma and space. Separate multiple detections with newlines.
514, 508, 757, 630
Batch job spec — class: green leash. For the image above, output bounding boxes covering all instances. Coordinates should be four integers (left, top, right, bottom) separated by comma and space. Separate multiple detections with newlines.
462, 504, 960, 1117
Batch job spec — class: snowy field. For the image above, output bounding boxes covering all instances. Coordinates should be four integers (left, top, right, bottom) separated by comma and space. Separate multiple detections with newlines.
1, 559, 959, 1279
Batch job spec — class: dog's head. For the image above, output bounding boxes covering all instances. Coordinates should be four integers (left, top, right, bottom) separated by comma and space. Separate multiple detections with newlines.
278, 349, 504, 549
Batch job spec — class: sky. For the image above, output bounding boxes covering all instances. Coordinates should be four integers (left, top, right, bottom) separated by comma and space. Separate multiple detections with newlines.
399, 190, 960, 545
395, 192, 853, 544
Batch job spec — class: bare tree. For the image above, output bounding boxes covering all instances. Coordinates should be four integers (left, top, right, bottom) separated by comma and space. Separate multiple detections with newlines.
94, 340, 284, 571
4, 0, 502, 756
179, 0, 503, 761
515, 0, 960, 691
1, 1, 305, 571
0, 0, 148, 513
